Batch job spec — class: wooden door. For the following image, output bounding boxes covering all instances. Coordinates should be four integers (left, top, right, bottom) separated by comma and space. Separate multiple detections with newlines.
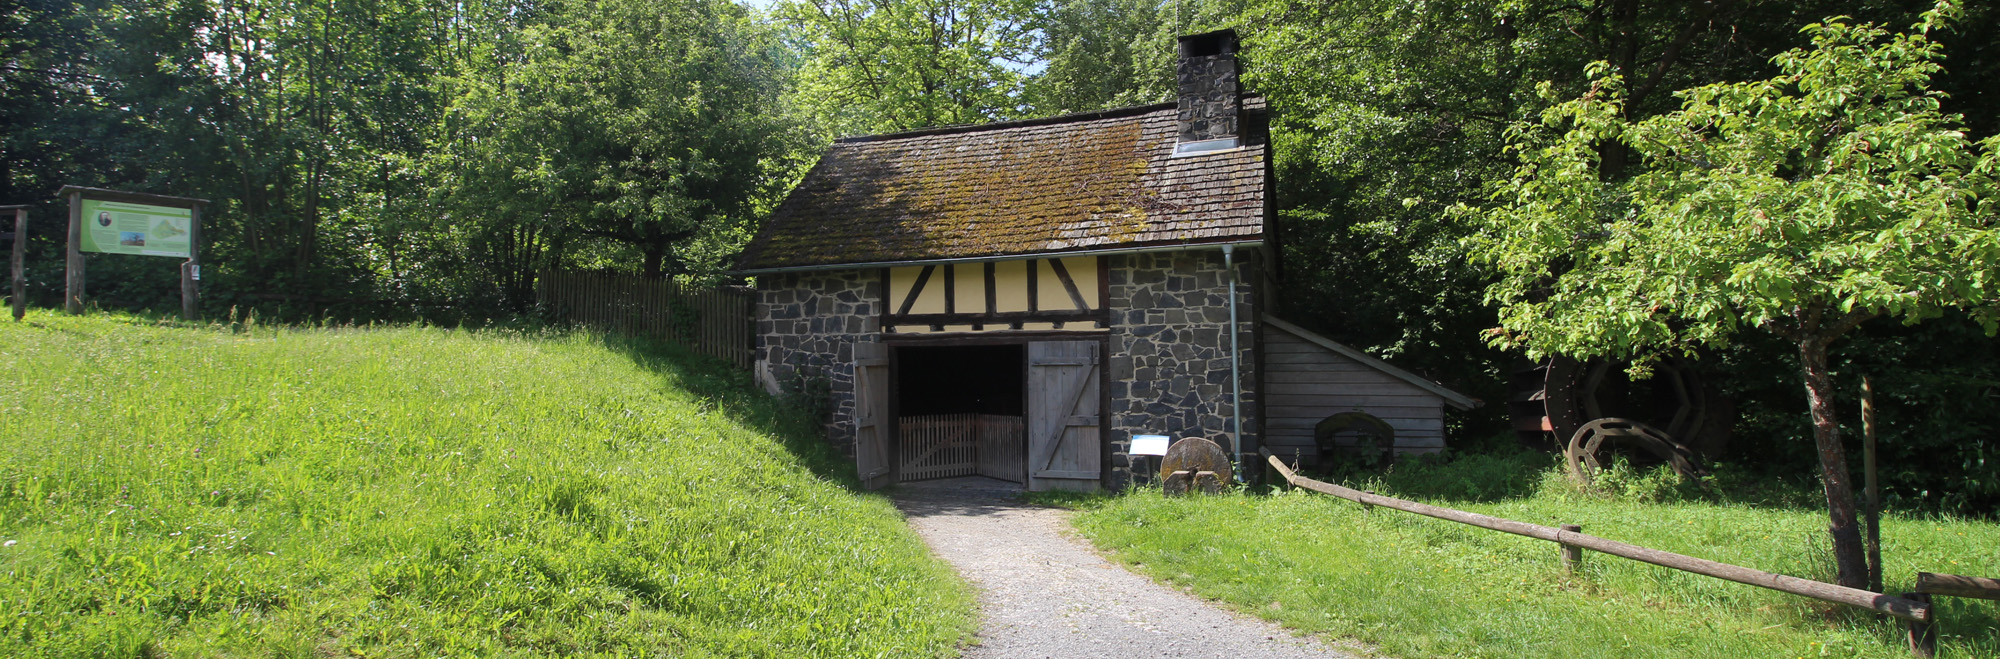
853, 341, 893, 489
1027, 341, 1101, 491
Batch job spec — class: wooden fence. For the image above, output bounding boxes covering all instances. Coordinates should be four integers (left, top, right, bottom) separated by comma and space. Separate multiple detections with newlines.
900, 414, 980, 481
1259, 448, 1957, 656
898, 414, 1025, 483
536, 271, 753, 369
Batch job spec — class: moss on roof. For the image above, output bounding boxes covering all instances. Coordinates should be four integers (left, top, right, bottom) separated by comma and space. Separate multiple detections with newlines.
739, 102, 1266, 271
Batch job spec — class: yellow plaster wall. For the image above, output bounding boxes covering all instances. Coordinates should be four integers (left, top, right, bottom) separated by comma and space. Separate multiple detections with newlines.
889, 266, 946, 314
994, 260, 1030, 312
1062, 257, 1100, 308
1036, 256, 1100, 311
952, 263, 984, 313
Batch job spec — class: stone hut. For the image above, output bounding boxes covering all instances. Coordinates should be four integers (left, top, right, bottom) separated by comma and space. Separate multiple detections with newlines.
738, 29, 1474, 490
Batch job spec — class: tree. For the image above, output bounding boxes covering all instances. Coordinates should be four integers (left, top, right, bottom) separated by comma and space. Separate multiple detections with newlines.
1471, 1, 2000, 588
1020, 0, 1160, 115
435, 0, 798, 297
775, 0, 1037, 135
1242, 0, 1958, 406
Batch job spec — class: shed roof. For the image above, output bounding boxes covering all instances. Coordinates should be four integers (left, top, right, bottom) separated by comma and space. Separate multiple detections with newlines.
1263, 315, 1483, 411
737, 99, 1267, 273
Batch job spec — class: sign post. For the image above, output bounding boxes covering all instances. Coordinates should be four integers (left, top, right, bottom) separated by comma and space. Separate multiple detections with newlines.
2, 205, 24, 321
59, 187, 209, 320
64, 189, 82, 314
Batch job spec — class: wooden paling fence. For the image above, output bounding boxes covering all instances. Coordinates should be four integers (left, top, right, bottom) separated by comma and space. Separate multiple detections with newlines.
900, 414, 980, 481
975, 415, 1026, 483
1259, 448, 1961, 656
536, 271, 753, 369
898, 414, 1025, 483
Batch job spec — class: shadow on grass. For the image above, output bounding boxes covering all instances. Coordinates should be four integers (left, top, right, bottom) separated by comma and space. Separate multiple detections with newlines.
593, 332, 866, 490
1299, 447, 1554, 504
1308, 442, 1839, 513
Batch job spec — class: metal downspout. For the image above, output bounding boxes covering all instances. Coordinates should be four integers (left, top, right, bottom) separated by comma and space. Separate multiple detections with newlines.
1222, 245, 1244, 481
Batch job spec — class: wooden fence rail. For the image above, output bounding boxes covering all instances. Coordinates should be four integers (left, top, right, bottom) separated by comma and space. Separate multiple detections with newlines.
535, 271, 753, 369
1917, 572, 2000, 600
1260, 449, 1933, 624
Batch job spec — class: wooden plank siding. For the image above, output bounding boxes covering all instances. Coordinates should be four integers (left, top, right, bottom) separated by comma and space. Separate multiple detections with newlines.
1261, 321, 1456, 462
536, 271, 754, 369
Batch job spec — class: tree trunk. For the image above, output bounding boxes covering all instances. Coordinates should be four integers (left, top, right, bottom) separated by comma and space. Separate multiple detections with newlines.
642, 244, 665, 280
1799, 336, 1870, 589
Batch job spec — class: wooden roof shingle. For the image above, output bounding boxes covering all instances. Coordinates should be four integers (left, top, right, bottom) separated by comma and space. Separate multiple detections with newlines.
737, 99, 1268, 272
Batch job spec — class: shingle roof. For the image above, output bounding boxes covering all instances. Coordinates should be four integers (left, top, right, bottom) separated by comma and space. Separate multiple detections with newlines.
737, 98, 1268, 272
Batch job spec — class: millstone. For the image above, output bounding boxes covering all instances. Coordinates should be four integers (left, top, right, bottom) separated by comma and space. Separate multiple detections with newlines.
1159, 437, 1232, 486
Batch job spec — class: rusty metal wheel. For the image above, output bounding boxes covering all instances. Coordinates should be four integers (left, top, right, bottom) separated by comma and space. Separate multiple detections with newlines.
1512, 356, 1733, 461
1564, 417, 1710, 486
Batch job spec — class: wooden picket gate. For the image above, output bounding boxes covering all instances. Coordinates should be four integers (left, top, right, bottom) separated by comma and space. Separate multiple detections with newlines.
898, 414, 1025, 483
535, 270, 753, 369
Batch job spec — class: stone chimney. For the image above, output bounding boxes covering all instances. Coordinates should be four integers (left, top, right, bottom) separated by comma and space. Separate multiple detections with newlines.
1175, 29, 1242, 155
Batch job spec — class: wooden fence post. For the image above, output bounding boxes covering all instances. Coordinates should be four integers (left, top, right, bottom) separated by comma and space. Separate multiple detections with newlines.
8, 207, 24, 321
1560, 524, 1584, 574
1903, 592, 1935, 658
1862, 376, 1883, 593
180, 202, 201, 321
64, 190, 83, 314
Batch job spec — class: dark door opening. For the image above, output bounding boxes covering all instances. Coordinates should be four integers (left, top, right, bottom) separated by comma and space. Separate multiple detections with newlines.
894, 344, 1026, 482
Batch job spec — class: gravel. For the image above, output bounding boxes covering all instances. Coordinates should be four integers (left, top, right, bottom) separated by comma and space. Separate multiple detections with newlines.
893, 481, 1358, 659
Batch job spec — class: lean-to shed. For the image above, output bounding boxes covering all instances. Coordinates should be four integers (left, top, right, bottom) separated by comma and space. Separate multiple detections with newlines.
1260, 316, 1479, 462
737, 29, 1475, 491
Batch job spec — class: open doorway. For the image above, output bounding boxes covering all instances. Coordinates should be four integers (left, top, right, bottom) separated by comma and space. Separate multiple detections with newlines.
894, 344, 1026, 483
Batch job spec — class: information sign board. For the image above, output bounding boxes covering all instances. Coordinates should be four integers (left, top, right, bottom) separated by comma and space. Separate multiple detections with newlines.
78, 199, 192, 258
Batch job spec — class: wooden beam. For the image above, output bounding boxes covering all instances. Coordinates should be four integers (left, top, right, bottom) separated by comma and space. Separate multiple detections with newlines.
897, 265, 934, 316
984, 261, 997, 315
891, 309, 1106, 325
54, 186, 207, 208
1863, 377, 1883, 593
943, 263, 956, 314
1262, 449, 1933, 623
1916, 572, 2000, 600
181, 203, 201, 321
64, 190, 82, 314
10, 208, 23, 322
1048, 257, 1090, 310
1025, 259, 1039, 313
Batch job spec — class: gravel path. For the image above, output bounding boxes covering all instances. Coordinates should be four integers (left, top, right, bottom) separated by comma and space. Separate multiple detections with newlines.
894, 482, 1358, 659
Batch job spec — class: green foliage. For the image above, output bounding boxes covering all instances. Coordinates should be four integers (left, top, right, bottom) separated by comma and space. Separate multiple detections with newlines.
2, 0, 811, 320
436, 0, 802, 287
1071, 482, 2000, 658
1471, 2, 2000, 363
1015, 0, 1243, 116
1467, 2, 2000, 584
1720, 316, 2000, 514
1019, 0, 1162, 114
0, 311, 973, 657
774, 0, 1039, 135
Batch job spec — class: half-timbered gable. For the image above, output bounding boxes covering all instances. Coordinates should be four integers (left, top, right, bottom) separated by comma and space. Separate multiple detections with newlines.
883, 257, 1108, 334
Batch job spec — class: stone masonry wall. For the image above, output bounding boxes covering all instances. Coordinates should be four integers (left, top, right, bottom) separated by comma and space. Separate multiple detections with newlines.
755, 269, 881, 453
755, 253, 1259, 488
1104, 250, 1260, 488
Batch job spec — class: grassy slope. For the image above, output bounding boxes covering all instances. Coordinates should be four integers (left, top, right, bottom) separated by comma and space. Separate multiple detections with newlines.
0, 311, 973, 658
1069, 453, 2000, 659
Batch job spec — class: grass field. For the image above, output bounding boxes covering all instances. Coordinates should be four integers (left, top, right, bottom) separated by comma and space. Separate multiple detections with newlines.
1066, 451, 2000, 659
0, 311, 973, 657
